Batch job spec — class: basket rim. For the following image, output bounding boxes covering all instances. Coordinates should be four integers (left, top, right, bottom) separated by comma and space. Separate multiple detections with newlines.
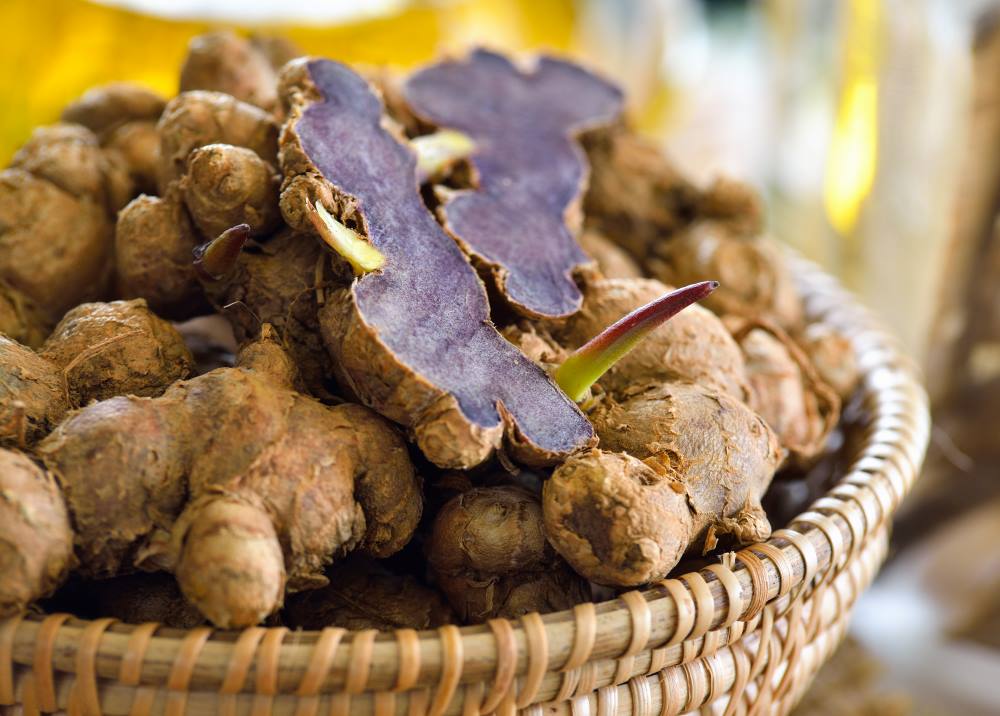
0, 254, 931, 701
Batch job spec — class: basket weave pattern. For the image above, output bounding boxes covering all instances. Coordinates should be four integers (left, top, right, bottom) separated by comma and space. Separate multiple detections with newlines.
0, 256, 930, 715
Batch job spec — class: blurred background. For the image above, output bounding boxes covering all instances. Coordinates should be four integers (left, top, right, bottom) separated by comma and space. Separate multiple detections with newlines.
2, 0, 998, 713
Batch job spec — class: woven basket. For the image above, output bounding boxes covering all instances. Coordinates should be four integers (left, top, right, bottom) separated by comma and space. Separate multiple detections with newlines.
0, 255, 929, 716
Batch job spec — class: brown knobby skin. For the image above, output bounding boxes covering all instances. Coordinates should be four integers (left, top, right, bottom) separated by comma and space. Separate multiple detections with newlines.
0, 336, 70, 448
10, 123, 133, 213
40, 299, 194, 407
426, 485, 589, 622
649, 222, 804, 331
578, 230, 643, 280
114, 191, 206, 320
156, 90, 278, 192
0, 279, 51, 348
582, 126, 700, 260
179, 31, 279, 111
541, 277, 750, 402
0, 169, 113, 318
798, 323, 861, 400
198, 229, 334, 399
35, 333, 421, 627
726, 317, 840, 466
694, 176, 766, 238
283, 558, 454, 630
105, 120, 161, 195
180, 143, 281, 239
0, 449, 74, 615
62, 82, 166, 137
280, 57, 594, 469
545, 382, 782, 586
63, 83, 167, 198
543, 450, 691, 586
1, 300, 190, 447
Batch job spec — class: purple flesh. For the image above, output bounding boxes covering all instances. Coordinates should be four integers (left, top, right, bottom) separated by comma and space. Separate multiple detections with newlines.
404, 49, 624, 317
298, 60, 593, 453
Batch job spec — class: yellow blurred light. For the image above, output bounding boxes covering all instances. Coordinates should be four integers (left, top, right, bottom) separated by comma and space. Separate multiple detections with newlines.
823, 0, 883, 236
824, 77, 878, 235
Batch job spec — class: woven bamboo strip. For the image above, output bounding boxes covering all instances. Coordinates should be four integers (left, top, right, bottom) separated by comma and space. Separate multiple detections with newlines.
1, 522, 888, 716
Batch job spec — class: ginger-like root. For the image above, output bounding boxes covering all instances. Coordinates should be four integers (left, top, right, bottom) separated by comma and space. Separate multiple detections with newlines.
156, 91, 278, 192
39, 299, 194, 406
35, 331, 422, 627
10, 124, 133, 213
179, 31, 280, 112
543, 450, 691, 586
0, 300, 192, 448
62, 83, 166, 137
0, 279, 51, 348
0, 449, 73, 616
582, 127, 700, 260
545, 382, 782, 586
114, 191, 206, 319
283, 558, 454, 630
578, 230, 642, 280
0, 337, 70, 447
197, 228, 335, 399
180, 143, 281, 239
726, 317, 840, 466
62, 83, 166, 196
427, 485, 590, 622
537, 277, 750, 402
649, 222, 804, 331
0, 169, 113, 318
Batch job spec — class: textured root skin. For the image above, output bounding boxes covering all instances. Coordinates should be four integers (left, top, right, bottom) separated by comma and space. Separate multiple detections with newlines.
543, 450, 692, 586
0, 449, 74, 616
199, 229, 334, 400
0, 279, 51, 349
578, 230, 642, 280
566, 382, 783, 583
427, 485, 589, 622
435, 566, 590, 624
62, 83, 166, 138
179, 31, 280, 112
0, 169, 113, 319
282, 557, 454, 631
727, 317, 841, 466
172, 496, 285, 629
10, 123, 133, 213
540, 277, 750, 402
105, 120, 160, 195
582, 126, 700, 260
234, 324, 301, 391
40, 299, 194, 407
0, 336, 69, 448
37, 335, 421, 627
427, 486, 552, 575
156, 91, 278, 192
114, 193, 206, 320
180, 143, 281, 239
649, 223, 804, 331
37, 394, 193, 579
